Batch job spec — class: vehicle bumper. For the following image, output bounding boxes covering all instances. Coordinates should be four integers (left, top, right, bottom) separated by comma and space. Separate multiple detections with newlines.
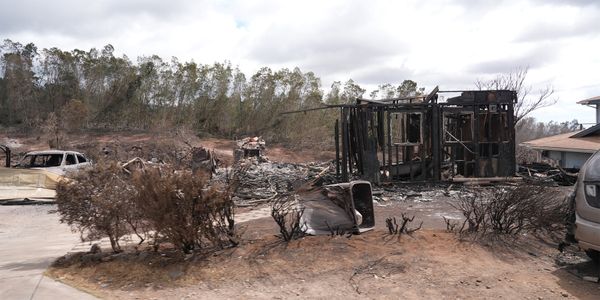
575, 212, 600, 252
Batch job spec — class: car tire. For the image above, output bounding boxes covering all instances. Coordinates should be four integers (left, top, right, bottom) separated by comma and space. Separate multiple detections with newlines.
585, 249, 600, 264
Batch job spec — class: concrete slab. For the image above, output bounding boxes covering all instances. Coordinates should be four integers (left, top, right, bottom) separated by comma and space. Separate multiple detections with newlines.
0, 275, 41, 300
0, 205, 97, 300
0, 203, 275, 299
33, 276, 97, 300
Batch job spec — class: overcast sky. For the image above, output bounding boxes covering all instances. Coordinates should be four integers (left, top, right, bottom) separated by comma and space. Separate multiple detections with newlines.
1, 0, 599, 123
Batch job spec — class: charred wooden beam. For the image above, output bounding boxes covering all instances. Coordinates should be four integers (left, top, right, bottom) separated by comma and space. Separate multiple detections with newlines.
335, 119, 340, 178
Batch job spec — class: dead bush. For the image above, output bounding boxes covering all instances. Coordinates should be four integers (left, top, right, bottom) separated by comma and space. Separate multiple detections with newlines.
442, 216, 459, 232
55, 161, 238, 255
385, 214, 423, 236
133, 167, 237, 254
451, 185, 569, 237
55, 162, 135, 252
324, 221, 352, 237
271, 195, 306, 241
453, 190, 487, 234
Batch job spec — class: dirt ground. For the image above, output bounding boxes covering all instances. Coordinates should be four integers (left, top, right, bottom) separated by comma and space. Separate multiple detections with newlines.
47, 230, 600, 299
4, 131, 600, 299
47, 196, 600, 300
0, 131, 335, 166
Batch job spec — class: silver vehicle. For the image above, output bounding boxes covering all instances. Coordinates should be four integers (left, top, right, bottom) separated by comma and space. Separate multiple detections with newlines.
572, 150, 600, 262
17, 150, 92, 175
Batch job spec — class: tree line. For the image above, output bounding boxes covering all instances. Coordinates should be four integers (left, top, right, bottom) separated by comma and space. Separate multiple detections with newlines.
1, 39, 575, 149
0, 39, 424, 148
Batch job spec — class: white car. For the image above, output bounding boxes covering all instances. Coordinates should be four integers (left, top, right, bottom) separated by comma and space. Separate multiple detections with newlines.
17, 150, 92, 175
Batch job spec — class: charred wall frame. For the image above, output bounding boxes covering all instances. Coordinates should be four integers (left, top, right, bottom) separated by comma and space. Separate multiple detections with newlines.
335, 90, 517, 183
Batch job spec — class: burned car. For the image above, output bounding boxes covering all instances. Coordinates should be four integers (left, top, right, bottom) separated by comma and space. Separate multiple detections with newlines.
572, 150, 600, 262
16, 150, 91, 175
0, 150, 91, 201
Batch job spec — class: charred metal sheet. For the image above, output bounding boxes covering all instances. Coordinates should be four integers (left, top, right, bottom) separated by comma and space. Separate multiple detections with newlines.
300, 180, 375, 235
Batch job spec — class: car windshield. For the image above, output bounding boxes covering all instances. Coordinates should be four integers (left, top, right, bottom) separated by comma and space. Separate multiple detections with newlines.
20, 154, 63, 168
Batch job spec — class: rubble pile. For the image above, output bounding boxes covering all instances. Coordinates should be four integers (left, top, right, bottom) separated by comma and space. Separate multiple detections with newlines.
229, 160, 332, 203
214, 158, 333, 204
234, 137, 266, 162
370, 184, 479, 206
517, 163, 578, 186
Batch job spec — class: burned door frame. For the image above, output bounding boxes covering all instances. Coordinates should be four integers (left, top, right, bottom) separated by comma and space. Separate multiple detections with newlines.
438, 99, 515, 179
0, 145, 10, 167
335, 90, 517, 183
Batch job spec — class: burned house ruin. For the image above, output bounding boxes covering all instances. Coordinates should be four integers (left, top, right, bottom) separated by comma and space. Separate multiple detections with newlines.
333, 89, 517, 183
234, 137, 266, 162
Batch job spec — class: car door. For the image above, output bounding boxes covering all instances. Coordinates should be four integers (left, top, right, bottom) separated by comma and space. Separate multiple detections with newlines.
62, 152, 79, 173
75, 154, 91, 168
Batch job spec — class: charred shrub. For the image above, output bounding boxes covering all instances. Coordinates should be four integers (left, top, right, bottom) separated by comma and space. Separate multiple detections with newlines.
55, 162, 135, 252
271, 195, 306, 241
133, 167, 237, 254
453, 190, 488, 234
385, 214, 423, 236
451, 185, 569, 237
55, 162, 237, 254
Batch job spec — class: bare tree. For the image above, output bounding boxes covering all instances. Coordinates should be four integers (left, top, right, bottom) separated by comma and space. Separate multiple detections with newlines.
475, 67, 556, 124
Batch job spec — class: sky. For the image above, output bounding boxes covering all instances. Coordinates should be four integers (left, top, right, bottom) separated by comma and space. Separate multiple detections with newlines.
1, 0, 599, 123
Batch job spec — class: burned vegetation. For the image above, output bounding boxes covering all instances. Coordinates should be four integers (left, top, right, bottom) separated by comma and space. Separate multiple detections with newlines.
443, 185, 570, 238
55, 158, 238, 255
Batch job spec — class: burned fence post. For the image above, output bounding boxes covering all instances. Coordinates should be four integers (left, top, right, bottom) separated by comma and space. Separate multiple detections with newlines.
335, 119, 340, 178
507, 91, 517, 175
0, 145, 10, 168
341, 107, 349, 182
431, 104, 441, 181
473, 103, 480, 177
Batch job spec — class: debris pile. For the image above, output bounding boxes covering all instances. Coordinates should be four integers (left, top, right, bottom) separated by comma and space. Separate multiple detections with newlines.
517, 163, 578, 186
234, 137, 266, 162
373, 184, 463, 203
191, 147, 218, 174
221, 160, 333, 205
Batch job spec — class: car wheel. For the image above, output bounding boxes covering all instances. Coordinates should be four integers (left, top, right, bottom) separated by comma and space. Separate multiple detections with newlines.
585, 249, 600, 264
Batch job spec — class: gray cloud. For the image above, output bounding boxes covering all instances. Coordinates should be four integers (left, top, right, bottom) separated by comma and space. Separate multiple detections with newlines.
246, 5, 406, 76
467, 46, 558, 74
517, 16, 600, 42
450, 0, 598, 9
249, 33, 400, 67
413, 71, 477, 91
0, 0, 193, 38
353, 66, 415, 85
529, 0, 600, 6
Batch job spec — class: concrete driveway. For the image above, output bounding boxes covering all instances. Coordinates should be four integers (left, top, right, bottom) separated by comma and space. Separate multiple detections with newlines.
0, 204, 96, 300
